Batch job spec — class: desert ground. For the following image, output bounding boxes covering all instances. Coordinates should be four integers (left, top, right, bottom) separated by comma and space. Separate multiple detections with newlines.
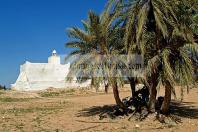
0, 86, 197, 132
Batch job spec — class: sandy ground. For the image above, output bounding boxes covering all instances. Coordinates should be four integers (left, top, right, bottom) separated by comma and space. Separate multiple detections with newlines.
0, 86, 197, 132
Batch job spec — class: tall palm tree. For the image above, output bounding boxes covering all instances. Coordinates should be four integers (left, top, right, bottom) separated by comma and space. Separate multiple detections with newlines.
65, 2, 127, 109
113, 0, 198, 113
114, 0, 178, 112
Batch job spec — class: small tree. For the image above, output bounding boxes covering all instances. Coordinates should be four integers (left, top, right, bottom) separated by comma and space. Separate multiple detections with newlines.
0, 85, 6, 90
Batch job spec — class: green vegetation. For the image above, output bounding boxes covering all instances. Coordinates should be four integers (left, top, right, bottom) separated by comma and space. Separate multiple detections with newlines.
0, 97, 34, 102
39, 92, 61, 97
66, 0, 198, 115
39, 89, 76, 97
14, 123, 25, 132
0, 105, 66, 115
0, 85, 6, 90
0, 91, 4, 95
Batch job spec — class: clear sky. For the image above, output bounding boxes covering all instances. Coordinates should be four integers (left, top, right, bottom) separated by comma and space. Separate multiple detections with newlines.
0, 0, 107, 87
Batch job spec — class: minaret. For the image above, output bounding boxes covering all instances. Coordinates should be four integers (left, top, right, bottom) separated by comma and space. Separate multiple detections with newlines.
48, 50, 61, 64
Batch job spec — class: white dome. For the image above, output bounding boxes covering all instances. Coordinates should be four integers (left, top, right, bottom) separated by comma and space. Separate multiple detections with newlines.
52, 50, 57, 54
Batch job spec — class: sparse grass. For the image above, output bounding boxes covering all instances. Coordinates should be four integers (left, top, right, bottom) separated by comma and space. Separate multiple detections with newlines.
32, 114, 52, 132
38, 87, 103, 98
133, 128, 140, 132
15, 123, 25, 132
33, 116, 43, 126
0, 91, 4, 95
39, 92, 61, 97
0, 88, 196, 131
39, 89, 76, 98
55, 128, 61, 132
67, 88, 76, 93
0, 97, 34, 102
0, 104, 68, 115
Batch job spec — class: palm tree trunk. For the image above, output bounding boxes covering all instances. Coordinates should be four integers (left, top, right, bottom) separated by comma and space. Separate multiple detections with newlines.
161, 81, 172, 114
148, 13, 160, 112
148, 74, 157, 113
128, 77, 136, 97
111, 78, 126, 109
149, 87, 157, 112
102, 70, 109, 93
105, 83, 109, 93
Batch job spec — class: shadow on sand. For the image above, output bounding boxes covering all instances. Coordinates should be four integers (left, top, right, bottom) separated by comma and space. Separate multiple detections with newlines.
77, 104, 116, 117
170, 101, 198, 119
77, 101, 198, 119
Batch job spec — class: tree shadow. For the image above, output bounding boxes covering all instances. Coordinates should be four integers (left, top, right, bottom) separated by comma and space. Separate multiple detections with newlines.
77, 101, 198, 119
77, 104, 116, 117
170, 101, 198, 119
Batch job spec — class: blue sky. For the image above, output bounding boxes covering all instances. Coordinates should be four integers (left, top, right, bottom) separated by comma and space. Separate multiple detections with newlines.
0, 0, 107, 87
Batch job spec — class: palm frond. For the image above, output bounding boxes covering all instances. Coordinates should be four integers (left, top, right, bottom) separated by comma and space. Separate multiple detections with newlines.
136, 1, 149, 43
162, 49, 175, 85
152, 5, 168, 38
67, 27, 92, 42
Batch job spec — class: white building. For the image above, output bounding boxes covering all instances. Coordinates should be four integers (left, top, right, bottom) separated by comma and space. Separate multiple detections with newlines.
11, 50, 91, 91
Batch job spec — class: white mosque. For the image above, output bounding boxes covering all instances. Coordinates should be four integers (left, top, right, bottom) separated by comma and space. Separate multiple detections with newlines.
11, 50, 91, 91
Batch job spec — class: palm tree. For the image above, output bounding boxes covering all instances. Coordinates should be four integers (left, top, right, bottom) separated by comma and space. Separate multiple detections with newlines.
65, 2, 127, 109
113, 0, 176, 112
113, 0, 198, 114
